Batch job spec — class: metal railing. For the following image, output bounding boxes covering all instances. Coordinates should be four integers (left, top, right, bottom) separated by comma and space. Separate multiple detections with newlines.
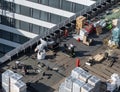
0, 0, 110, 63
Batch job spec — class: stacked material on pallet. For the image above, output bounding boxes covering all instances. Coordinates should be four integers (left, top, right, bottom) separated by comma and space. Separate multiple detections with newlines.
76, 16, 86, 33
59, 82, 72, 92
10, 73, 25, 92
59, 67, 101, 92
79, 71, 92, 83
12, 80, 26, 92
73, 79, 85, 92
88, 76, 101, 92
71, 67, 85, 79
2, 70, 26, 92
81, 83, 94, 92
2, 70, 14, 92
65, 76, 76, 90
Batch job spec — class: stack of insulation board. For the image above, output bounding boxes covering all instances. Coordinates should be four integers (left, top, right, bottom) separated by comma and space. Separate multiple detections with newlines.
59, 82, 71, 92
81, 83, 94, 92
65, 76, 76, 91
59, 67, 101, 92
2, 70, 14, 92
10, 73, 26, 92
72, 79, 85, 92
12, 80, 26, 92
88, 76, 101, 92
79, 70, 92, 83
71, 67, 85, 79
2, 70, 26, 92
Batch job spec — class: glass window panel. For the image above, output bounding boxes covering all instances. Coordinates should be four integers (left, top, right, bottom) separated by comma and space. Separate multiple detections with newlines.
28, 0, 39, 3
4, 45, 14, 53
20, 6, 30, 16
61, 0, 72, 11
50, 14, 60, 24
33, 9, 40, 19
15, 4, 20, 13
41, 0, 49, 5
15, 20, 20, 28
49, 0, 60, 8
20, 21, 29, 31
40, 11, 48, 21
19, 36, 29, 44
32, 24, 39, 34
2, 31, 10, 40
0, 44, 4, 52
75, 4, 84, 13
12, 34, 20, 43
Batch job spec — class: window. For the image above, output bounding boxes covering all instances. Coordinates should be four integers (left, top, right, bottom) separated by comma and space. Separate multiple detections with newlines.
32, 9, 40, 19
20, 21, 29, 32
20, 6, 30, 16
61, 0, 72, 11
15, 4, 20, 14
41, 0, 49, 5
2, 31, 11, 40
32, 24, 39, 34
27, 0, 39, 3
49, 0, 60, 8
40, 11, 48, 21
50, 14, 60, 24
75, 4, 84, 13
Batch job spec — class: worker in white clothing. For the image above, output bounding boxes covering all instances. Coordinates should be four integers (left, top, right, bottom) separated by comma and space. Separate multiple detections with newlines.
37, 50, 46, 60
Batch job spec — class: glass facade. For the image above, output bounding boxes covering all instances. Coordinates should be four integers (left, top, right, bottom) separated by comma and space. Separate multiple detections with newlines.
0, 15, 49, 35
0, 43, 15, 58
27, 0, 87, 13
0, 30, 29, 44
0, 0, 87, 57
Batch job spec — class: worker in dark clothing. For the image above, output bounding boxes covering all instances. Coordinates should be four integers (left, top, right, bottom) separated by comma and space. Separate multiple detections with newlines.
68, 44, 75, 57
22, 65, 28, 75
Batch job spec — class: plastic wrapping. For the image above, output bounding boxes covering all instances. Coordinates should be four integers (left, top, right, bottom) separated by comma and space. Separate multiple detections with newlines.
13, 80, 26, 92
71, 67, 85, 79
2, 70, 14, 84
65, 76, 76, 90
79, 71, 92, 83
81, 83, 94, 92
72, 79, 85, 92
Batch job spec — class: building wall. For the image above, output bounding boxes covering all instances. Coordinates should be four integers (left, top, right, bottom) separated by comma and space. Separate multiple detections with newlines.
0, 0, 89, 57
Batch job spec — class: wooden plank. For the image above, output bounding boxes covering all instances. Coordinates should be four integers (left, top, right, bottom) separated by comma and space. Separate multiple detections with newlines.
84, 65, 109, 80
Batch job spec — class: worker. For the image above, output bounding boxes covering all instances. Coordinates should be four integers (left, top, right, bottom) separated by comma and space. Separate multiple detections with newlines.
34, 44, 44, 52
64, 29, 68, 37
15, 61, 20, 69
68, 44, 75, 56
37, 50, 46, 60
